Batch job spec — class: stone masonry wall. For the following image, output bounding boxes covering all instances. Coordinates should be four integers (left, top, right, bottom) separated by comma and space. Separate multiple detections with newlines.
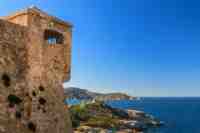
0, 19, 32, 133
0, 7, 72, 133
26, 9, 72, 133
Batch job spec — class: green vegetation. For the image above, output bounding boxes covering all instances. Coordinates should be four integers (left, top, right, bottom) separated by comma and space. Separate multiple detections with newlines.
69, 102, 90, 127
84, 116, 119, 129
69, 101, 121, 129
7, 94, 22, 105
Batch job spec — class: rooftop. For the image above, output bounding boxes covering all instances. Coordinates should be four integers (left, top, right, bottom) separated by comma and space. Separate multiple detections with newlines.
1, 6, 73, 27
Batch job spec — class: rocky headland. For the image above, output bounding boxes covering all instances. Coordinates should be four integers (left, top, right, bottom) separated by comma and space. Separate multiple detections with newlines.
69, 101, 163, 133
64, 87, 135, 101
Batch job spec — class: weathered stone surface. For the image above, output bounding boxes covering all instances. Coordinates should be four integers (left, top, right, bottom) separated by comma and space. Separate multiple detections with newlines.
0, 6, 72, 133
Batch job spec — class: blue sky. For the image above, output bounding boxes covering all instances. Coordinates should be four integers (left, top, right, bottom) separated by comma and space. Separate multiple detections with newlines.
1, 0, 200, 96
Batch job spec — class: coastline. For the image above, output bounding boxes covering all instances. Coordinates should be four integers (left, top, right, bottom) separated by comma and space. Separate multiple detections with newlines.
68, 101, 163, 133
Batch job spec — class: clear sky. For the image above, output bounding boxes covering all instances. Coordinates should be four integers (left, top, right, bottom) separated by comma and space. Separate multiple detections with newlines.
1, 0, 200, 96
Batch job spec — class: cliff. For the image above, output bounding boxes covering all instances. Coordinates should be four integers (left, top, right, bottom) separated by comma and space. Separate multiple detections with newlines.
95, 93, 135, 101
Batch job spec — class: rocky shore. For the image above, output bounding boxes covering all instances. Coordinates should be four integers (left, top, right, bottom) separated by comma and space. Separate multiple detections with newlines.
69, 101, 163, 133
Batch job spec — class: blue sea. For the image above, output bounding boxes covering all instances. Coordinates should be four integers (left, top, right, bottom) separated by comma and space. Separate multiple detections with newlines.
106, 97, 200, 133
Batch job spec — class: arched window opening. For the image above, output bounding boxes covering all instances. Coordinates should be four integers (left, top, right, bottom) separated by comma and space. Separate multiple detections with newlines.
44, 30, 64, 45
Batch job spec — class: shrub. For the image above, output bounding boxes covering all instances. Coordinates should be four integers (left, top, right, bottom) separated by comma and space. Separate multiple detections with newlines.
69, 105, 90, 128
85, 116, 119, 129
7, 94, 22, 105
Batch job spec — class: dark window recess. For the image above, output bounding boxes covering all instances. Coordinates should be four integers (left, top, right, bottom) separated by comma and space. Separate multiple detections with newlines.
15, 111, 22, 119
39, 86, 45, 91
25, 93, 29, 97
42, 108, 46, 113
28, 122, 36, 132
44, 29, 64, 44
2, 74, 11, 87
32, 91, 36, 97
37, 106, 41, 110
39, 97, 46, 105
7, 94, 22, 105
54, 118, 58, 122
20, 107, 24, 111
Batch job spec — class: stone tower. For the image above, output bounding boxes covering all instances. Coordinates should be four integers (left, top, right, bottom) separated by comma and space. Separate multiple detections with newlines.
0, 6, 72, 133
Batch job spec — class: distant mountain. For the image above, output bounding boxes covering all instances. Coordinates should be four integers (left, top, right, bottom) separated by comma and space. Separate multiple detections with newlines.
64, 87, 135, 101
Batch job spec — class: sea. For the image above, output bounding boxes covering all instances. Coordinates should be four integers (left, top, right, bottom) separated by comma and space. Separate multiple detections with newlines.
106, 97, 200, 133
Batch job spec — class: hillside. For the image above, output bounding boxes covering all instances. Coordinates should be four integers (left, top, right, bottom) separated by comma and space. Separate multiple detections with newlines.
64, 87, 135, 101
69, 101, 162, 133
